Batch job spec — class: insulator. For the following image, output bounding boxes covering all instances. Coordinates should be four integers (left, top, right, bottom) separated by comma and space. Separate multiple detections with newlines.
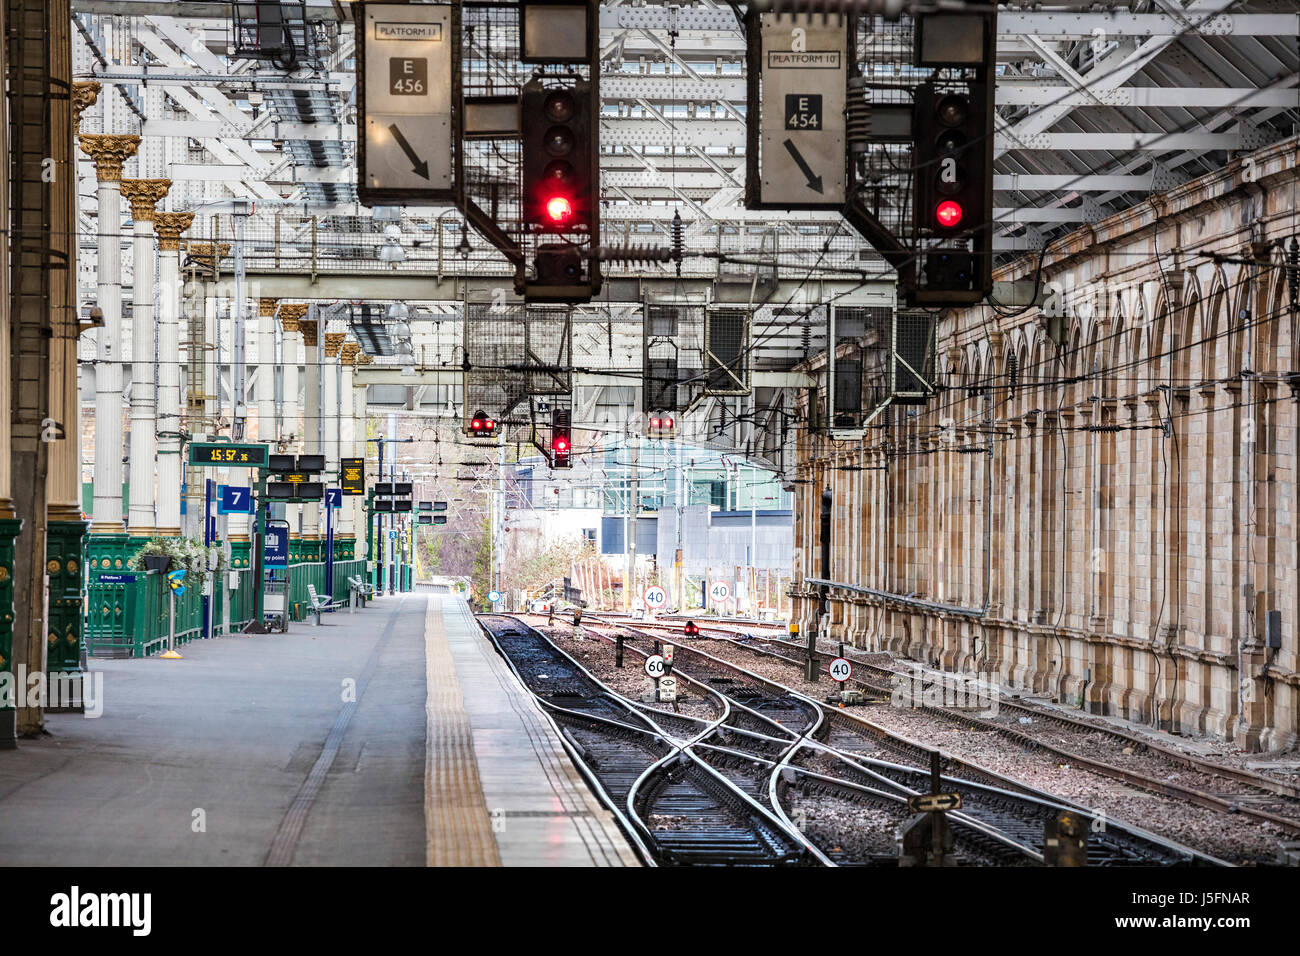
671, 210, 684, 271
594, 243, 674, 265
846, 76, 870, 154
1007, 352, 1019, 391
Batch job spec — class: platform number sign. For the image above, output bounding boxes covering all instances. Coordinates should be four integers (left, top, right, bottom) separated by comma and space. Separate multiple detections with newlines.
218, 485, 254, 515
750, 13, 848, 208
829, 657, 853, 683
359, 2, 455, 204
709, 581, 730, 603
643, 585, 667, 610
644, 655, 667, 679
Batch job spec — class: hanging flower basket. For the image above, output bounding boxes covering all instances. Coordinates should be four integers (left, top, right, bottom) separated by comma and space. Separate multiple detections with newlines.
143, 554, 172, 574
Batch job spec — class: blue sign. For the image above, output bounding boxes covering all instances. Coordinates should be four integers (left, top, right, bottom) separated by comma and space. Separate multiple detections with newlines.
97, 573, 137, 584
167, 569, 187, 597
325, 488, 343, 509
389, 530, 397, 540
264, 528, 289, 569
488, 590, 502, 603
218, 485, 254, 515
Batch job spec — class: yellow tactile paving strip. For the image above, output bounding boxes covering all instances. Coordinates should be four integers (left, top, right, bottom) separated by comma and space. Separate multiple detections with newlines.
424, 598, 502, 867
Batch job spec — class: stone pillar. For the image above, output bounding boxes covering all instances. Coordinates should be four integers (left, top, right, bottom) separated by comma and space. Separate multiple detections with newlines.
119, 179, 170, 541
256, 299, 278, 443
0, 0, 17, 742
299, 316, 321, 558
79, 135, 140, 539
354, 352, 373, 559
277, 305, 306, 551
153, 212, 196, 535
44, 83, 102, 692
323, 332, 344, 556
339, 343, 361, 548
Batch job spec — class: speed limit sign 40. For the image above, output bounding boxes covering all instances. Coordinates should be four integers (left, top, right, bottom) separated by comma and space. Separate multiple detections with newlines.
828, 657, 853, 682
644, 655, 668, 679
708, 581, 730, 602
644, 585, 667, 610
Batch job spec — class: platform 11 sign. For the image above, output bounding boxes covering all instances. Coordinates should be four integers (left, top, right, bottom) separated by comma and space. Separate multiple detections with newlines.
358, 3, 455, 205
749, 12, 847, 209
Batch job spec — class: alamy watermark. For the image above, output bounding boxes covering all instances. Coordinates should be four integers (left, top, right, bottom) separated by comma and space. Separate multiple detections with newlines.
0, 666, 104, 718
890, 663, 1000, 717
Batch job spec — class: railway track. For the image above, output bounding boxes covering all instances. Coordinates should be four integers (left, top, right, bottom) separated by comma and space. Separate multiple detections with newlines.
566, 616, 1222, 866
475, 615, 812, 866
626, 616, 1300, 839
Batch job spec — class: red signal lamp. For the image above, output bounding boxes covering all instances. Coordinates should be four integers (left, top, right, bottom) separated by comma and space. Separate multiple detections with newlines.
485, 419, 496, 431
545, 195, 573, 223
935, 200, 963, 228
553, 436, 570, 452
470, 418, 483, 431
683, 620, 700, 637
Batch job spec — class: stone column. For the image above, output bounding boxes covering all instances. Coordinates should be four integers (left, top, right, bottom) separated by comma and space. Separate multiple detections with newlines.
256, 299, 278, 443
339, 343, 361, 550
322, 331, 344, 558
153, 212, 196, 536
277, 305, 307, 553
0, 4, 17, 743
354, 352, 373, 560
299, 316, 321, 558
43, 83, 103, 692
119, 179, 170, 541
79, 135, 141, 539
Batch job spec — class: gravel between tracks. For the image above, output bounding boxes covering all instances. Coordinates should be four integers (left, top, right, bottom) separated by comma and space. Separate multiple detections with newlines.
541, 624, 721, 723
684, 635, 1288, 865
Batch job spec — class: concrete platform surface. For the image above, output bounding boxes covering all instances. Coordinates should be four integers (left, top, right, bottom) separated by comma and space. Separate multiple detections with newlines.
0, 591, 638, 867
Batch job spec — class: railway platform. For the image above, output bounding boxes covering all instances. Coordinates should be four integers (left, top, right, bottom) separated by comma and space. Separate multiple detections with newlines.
0, 591, 637, 867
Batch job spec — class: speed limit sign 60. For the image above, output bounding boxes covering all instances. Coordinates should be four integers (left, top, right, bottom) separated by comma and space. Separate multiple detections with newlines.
644, 655, 668, 679
828, 657, 853, 682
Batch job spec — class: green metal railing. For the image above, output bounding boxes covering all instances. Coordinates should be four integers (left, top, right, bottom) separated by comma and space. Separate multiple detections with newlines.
85, 557, 370, 657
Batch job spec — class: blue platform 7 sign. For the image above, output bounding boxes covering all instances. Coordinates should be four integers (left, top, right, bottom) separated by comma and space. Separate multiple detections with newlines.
325, 488, 343, 509
218, 485, 254, 515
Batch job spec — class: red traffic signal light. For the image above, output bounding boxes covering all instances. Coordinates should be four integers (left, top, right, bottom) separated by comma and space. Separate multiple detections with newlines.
469, 410, 497, 438
683, 621, 700, 637
545, 195, 573, 223
552, 435, 569, 453
647, 413, 676, 439
935, 200, 963, 229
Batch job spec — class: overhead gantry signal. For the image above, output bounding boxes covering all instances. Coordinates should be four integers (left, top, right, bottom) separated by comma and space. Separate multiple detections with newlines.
550, 407, 572, 469
468, 410, 497, 439
647, 413, 676, 440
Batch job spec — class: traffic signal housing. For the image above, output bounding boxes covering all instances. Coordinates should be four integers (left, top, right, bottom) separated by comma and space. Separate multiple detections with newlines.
550, 407, 572, 469
521, 79, 595, 236
647, 413, 676, 439
468, 410, 498, 439
912, 81, 994, 304
683, 621, 701, 637
521, 77, 600, 303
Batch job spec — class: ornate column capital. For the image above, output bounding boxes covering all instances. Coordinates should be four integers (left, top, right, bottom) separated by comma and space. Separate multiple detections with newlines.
119, 179, 171, 223
299, 319, 319, 348
339, 342, 362, 366
259, 297, 280, 318
186, 241, 231, 266
72, 82, 101, 135
78, 134, 140, 182
355, 352, 374, 366
324, 332, 347, 358
153, 212, 196, 251
279, 303, 308, 332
